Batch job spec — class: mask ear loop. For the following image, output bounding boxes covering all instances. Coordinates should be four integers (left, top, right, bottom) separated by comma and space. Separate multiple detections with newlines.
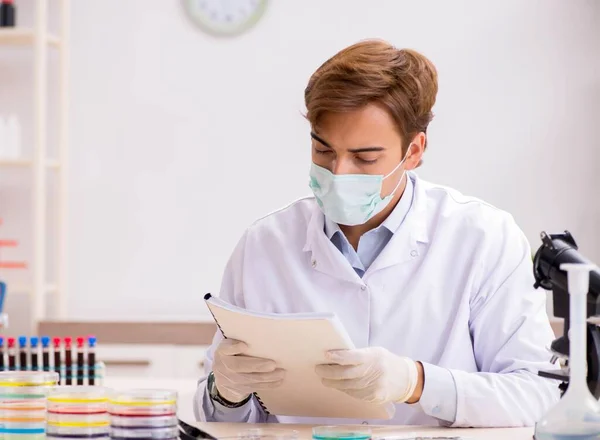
384, 144, 414, 195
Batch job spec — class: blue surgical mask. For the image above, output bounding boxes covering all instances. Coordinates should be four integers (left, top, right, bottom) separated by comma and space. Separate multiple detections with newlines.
309, 148, 411, 226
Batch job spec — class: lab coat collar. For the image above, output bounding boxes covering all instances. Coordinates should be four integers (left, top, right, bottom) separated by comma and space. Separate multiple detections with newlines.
365, 172, 429, 274
303, 172, 429, 279
303, 206, 364, 284
404, 171, 429, 243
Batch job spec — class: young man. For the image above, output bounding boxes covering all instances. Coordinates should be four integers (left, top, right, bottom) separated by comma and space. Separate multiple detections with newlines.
194, 40, 559, 427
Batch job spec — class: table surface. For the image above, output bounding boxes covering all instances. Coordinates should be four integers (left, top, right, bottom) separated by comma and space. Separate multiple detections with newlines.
196, 422, 534, 440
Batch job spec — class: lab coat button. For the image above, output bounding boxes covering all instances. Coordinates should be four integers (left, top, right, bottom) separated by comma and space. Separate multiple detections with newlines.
410, 250, 418, 257
312, 259, 317, 268
360, 285, 367, 291
361, 421, 369, 425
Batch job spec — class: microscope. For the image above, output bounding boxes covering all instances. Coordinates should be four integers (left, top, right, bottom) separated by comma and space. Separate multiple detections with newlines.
533, 231, 600, 397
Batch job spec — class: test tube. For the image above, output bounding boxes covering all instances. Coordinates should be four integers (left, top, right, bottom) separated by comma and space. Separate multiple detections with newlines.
76, 337, 84, 385
88, 336, 96, 386
42, 336, 50, 372
64, 337, 72, 385
0, 336, 4, 371
7, 337, 15, 371
53, 337, 62, 384
31, 336, 39, 371
18, 336, 27, 371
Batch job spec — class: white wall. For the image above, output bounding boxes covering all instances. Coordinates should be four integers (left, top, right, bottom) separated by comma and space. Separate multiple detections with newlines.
2, 0, 599, 324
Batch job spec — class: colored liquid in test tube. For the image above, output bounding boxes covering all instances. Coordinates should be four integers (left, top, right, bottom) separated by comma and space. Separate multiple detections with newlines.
18, 336, 27, 371
88, 336, 96, 386
76, 337, 84, 385
0, 337, 4, 371
30, 337, 39, 371
7, 337, 15, 371
53, 337, 62, 383
41, 336, 50, 372
64, 337, 72, 385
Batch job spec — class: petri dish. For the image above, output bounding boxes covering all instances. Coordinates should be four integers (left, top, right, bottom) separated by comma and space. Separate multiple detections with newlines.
2, 434, 46, 440
47, 412, 110, 427
0, 371, 59, 399
0, 371, 59, 386
47, 436, 109, 440
0, 420, 47, 435
110, 425, 179, 439
109, 389, 177, 416
110, 414, 177, 428
47, 424, 110, 437
48, 386, 110, 415
0, 372, 59, 438
313, 426, 372, 440
235, 428, 300, 440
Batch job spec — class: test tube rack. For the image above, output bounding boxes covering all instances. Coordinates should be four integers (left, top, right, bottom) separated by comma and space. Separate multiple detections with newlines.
0, 335, 104, 386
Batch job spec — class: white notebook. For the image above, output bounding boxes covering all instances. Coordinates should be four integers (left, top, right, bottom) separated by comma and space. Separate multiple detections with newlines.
205, 294, 394, 420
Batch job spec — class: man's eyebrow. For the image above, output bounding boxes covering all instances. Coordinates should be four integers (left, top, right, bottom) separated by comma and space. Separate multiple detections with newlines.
348, 146, 385, 153
310, 132, 332, 149
310, 132, 385, 153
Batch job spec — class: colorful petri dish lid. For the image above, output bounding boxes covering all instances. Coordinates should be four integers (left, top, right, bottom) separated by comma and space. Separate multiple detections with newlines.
109, 389, 177, 407
47, 423, 110, 433
47, 423, 110, 437
47, 436, 110, 440
0, 400, 47, 410
48, 386, 111, 403
110, 426, 179, 439
47, 412, 110, 426
108, 407, 176, 417
0, 420, 47, 429
0, 371, 59, 387
110, 414, 177, 428
110, 415, 177, 428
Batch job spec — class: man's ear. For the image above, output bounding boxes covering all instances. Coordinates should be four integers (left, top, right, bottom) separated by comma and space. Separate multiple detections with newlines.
405, 132, 426, 170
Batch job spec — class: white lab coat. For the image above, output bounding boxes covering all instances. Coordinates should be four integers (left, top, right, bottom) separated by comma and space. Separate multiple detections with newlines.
195, 172, 560, 427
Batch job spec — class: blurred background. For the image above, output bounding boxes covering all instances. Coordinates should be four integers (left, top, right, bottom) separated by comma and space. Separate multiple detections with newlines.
0, 1, 598, 402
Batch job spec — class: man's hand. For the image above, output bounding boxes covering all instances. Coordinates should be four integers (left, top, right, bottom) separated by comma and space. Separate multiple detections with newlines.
315, 347, 423, 405
213, 339, 286, 404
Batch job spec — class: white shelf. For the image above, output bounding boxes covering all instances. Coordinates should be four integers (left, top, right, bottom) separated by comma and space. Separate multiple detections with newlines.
0, 0, 70, 331
0, 158, 60, 169
0, 28, 60, 48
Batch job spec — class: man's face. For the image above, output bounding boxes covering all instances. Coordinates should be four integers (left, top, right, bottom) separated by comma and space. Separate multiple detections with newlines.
311, 102, 422, 199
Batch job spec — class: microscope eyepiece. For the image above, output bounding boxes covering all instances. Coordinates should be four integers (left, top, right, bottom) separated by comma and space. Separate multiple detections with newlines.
533, 231, 600, 318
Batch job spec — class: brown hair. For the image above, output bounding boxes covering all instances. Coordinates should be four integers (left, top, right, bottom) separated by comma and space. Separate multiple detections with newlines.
305, 39, 438, 158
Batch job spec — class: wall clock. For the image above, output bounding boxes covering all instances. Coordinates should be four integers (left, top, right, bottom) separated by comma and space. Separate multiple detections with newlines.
182, 0, 269, 37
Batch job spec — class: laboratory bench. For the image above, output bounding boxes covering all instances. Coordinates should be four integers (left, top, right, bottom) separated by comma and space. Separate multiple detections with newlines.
195, 422, 534, 440
37, 318, 561, 435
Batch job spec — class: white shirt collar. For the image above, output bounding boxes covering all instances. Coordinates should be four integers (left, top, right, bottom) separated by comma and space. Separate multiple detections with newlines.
324, 173, 415, 239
